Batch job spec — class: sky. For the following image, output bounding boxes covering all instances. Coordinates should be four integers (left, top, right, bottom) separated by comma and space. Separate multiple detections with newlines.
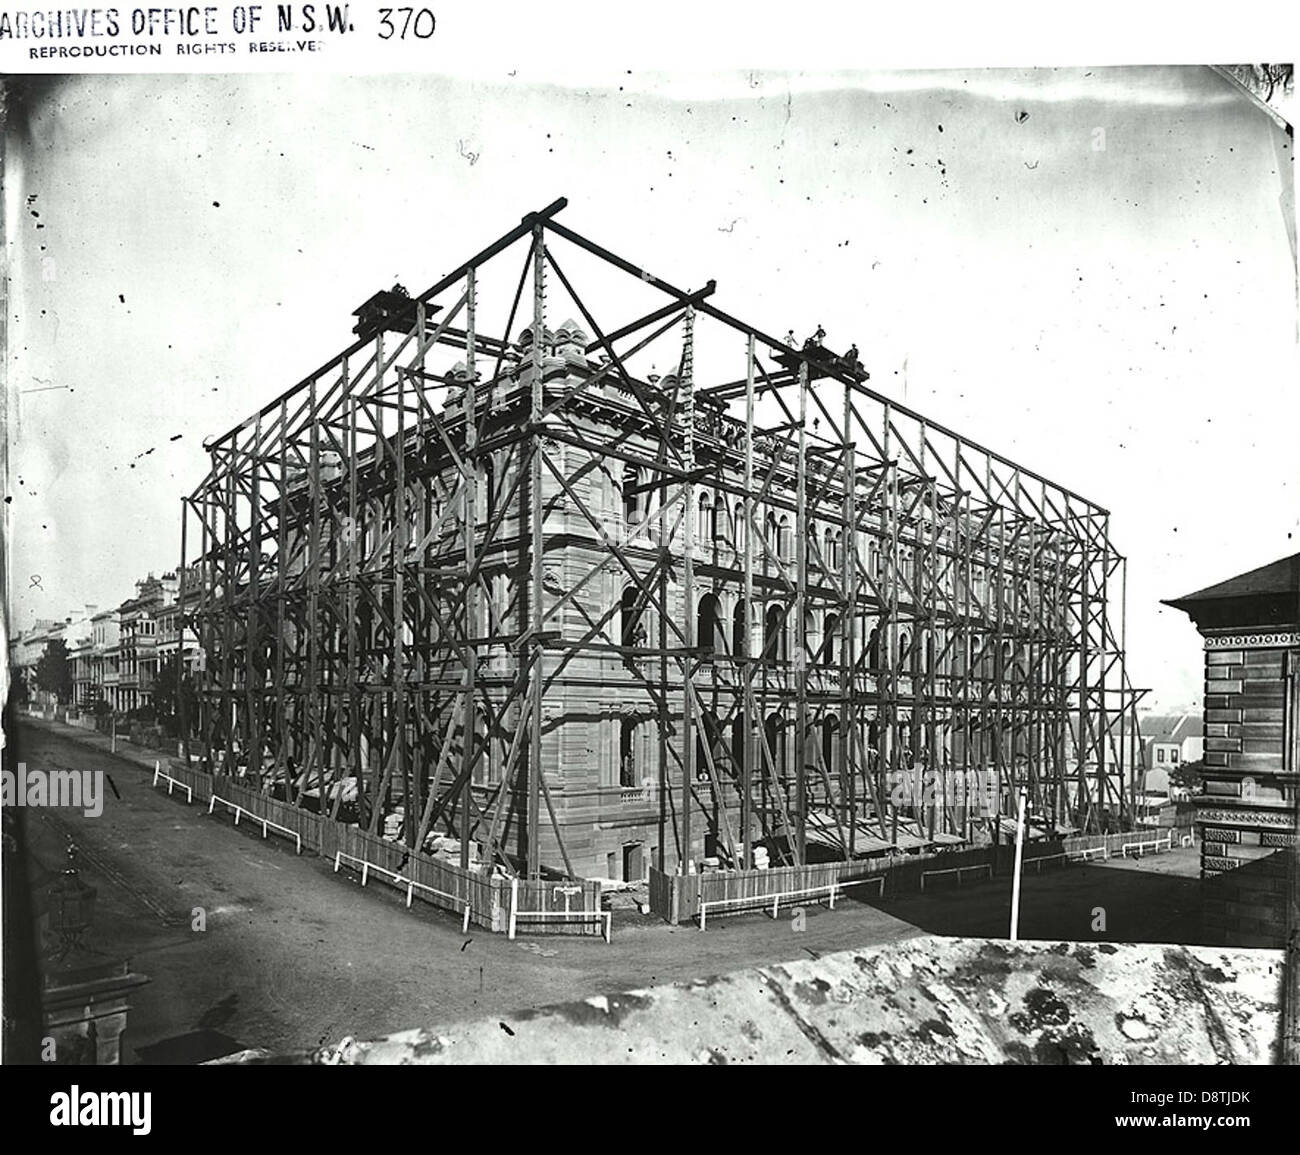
4, 63, 1297, 715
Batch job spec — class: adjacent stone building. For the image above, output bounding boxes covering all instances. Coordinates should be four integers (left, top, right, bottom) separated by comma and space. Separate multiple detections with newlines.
1164, 552, 1299, 947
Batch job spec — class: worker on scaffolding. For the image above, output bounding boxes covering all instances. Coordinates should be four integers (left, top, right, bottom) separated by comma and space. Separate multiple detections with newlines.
802, 324, 827, 352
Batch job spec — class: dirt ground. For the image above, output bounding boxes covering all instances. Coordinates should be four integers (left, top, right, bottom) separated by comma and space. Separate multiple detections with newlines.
11, 720, 1207, 1062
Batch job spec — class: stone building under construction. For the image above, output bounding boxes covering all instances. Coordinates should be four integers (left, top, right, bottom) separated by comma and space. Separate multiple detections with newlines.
180, 199, 1144, 883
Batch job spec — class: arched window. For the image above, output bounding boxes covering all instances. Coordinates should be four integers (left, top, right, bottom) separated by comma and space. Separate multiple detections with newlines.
869, 540, 881, 581
619, 717, 638, 787
764, 604, 786, 663
822, 715, 840, 776
478, 457, 496, 527
620, 586, 644, 648
1000, 640, 1014, 680
486, 573, 508, 635
778, 515, 791, 562
822, 612, 840, 665
697, 593, 722, 654
730, 713, 746, 780
867, 719, 882, 766
696, 711, 722, 782
712, 499, 727, 542
867, 623, 882, 669
734, 501, 746, 551
697, 491, 712, 542
732, 599, 747, 657
764, 512, 778, 559
764, 713, 787, 784
897, 629, 912, 674
980, 639, 996, 681
622, 464, 643, 525
824, 528, 834, 570
470, 702, 493, 786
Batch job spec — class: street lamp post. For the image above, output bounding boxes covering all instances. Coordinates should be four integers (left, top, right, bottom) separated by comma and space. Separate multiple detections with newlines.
1009, 786, 1028, 942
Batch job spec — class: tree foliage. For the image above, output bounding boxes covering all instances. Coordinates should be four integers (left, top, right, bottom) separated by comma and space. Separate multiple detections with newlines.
35, 639, 72, 703
153, 653, 198, 737
1169, 757, 1205, 794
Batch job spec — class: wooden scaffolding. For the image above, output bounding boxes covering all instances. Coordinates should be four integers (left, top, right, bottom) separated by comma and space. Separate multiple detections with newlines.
180, 198, 1146, 880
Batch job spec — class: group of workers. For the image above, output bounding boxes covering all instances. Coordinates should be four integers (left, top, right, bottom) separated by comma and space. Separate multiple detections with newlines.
783, 326, 865, 378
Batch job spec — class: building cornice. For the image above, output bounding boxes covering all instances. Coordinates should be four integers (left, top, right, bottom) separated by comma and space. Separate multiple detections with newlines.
1203, 629, 1300, 651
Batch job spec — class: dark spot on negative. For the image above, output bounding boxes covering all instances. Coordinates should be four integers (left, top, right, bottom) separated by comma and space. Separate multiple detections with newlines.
549, 993, 654, 1029
1024, 987, 1072, 1026
1003, 1040, 1034, 1065
917, 1018, 954, 1043
1035, 1022, 1100, 1065
410, 1034, 445, 1057
793, 978, 832, 1005
499, 1021, 515, 1037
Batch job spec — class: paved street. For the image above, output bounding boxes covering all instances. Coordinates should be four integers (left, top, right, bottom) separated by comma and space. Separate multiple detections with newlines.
14, 721, 1205, 1062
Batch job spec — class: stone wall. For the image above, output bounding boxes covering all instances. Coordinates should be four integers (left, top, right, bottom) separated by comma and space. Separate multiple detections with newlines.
1194, 629, 1298, 947
1201, 848, 1291, 948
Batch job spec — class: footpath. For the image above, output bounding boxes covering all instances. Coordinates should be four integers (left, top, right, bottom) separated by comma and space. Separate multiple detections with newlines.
17, 715, 185, 777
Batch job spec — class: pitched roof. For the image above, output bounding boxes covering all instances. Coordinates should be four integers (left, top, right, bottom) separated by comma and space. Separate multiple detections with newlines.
1163, 552, 1299, 630
1165, 553, 1299, 606
1139, 713, 1189, 744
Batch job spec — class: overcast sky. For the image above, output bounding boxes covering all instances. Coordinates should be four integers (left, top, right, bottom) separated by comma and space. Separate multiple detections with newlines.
5, 64, 1297, 713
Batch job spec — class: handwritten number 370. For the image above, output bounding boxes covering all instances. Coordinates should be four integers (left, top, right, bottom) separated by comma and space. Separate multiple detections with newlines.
378, 8, 436, 38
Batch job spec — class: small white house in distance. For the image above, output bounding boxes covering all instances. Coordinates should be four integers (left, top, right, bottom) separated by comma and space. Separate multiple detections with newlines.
1139, 712, 1205, 798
